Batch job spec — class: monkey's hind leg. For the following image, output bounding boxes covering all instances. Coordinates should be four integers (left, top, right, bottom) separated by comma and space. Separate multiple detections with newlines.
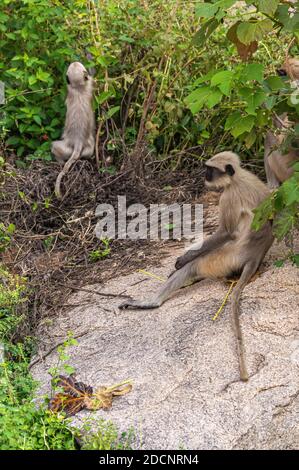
51, 140, 72, 164
81, 136, 95, 158
119, 261, 200, 310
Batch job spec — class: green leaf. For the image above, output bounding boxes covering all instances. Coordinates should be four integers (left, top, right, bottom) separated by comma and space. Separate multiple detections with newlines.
185, 86, 222, 114
273, 209, 295, 240
244, 130, 256, 148
193, 18, 219, 46
6, 223, 15, 234
211, 70, 234, 96
252, 196, 274, 231
33, 115, 42, 126
264, 75, 284, 91
17, 146, 25, 157
281, 178, 299, 206
258, 0, 278, 16
291, 254, 299, 268
231, 115, 255, 137
119, 34, 134, 43
293, 162, 299, 172
28, 75, 37, 86
273, 190, 284, 211
256, 109, 270, 126
276, 5, 299, 33
239, 88, 267, 115
274, 259, 284, 268
36, 69, 51, 82
195, 0, 236, 19
106, 106, 120, 119
97, 90, 115, 105
193, 70, 216, 86
6, 136, 20, 146
264, 95, 276, 110
207, 89, 223, 108
241, 63, 264, 83
195, 3, 218, 18
237, 20, 273, 45
225, 111, 242, 130
185, 86, 212, 113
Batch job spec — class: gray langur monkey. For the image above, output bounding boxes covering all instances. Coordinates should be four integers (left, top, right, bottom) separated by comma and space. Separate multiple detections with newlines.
264, 57, 299, 188
120, 152, 274, 381
52, 62, 95, 199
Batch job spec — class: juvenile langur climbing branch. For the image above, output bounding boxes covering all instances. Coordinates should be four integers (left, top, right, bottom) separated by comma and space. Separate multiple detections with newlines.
52, 62, 95, 199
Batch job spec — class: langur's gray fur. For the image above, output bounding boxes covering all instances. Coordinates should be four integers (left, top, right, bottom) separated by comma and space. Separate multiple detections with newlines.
265, 57, 299, 188
119, 152, 274, 381
52, 62, 95, 199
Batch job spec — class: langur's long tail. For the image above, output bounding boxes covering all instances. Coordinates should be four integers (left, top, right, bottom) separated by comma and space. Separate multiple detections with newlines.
230, 262, 258, 382
55, 144, 83, 199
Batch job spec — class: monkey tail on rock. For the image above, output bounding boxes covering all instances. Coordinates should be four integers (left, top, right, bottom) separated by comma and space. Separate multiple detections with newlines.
230, 262, 259, 382
55, 144, 83, 199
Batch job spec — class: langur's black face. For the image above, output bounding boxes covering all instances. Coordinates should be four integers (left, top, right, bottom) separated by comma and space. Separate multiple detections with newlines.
205, 165, 223, 182
205, 164, 235, 189
276, 68, 287, 77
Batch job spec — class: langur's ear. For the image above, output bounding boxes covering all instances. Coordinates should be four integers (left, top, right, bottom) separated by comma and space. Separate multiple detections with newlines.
66, 75, 70, 84
225, 164, 235, 176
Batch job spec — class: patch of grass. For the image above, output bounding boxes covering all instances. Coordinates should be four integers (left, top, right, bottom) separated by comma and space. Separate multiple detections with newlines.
81, 419, 135, 450
89, 238, 111, 262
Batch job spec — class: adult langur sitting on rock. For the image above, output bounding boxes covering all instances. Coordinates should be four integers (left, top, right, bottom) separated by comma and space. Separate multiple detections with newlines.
52, 62, 95, 199
120, 152, 274, 381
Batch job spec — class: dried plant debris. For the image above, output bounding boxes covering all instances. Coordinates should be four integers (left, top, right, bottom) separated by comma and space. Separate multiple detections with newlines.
49, 375, 132, 416
1, 159, 205, 338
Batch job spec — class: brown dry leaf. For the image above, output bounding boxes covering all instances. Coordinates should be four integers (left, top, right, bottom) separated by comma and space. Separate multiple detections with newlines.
49, 376, 132, 415
85, 381, 133, 411
227, 22, 258, 61
49, 393, 87, 415
49, 375, 93, 416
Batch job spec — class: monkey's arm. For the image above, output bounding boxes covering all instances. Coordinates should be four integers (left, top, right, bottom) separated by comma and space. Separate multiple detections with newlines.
175, 230, 233, 270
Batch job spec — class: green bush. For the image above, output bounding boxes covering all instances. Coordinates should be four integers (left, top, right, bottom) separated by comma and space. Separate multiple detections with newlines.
189, 1, 299, 246
0, 0, 92, 161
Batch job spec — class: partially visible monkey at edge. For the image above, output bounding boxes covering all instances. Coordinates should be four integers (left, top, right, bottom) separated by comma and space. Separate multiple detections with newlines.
52, 62, 95, 199
264, 57, 299, 188
120, 152, 274, 381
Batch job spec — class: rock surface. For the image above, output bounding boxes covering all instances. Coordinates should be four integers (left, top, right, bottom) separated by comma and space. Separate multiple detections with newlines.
31, 238, 299, 450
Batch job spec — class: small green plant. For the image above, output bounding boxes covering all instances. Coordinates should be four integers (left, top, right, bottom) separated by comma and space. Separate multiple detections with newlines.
0, 268, 76, 450
0, 267, 26, 338
274, 253, 299, 268
89, 238, 111, 262
99, 166, 117, 175
48, 332, 78, 389
43, 235, 55, 251
0, 223, 15, 253
81, 418, 135, 450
